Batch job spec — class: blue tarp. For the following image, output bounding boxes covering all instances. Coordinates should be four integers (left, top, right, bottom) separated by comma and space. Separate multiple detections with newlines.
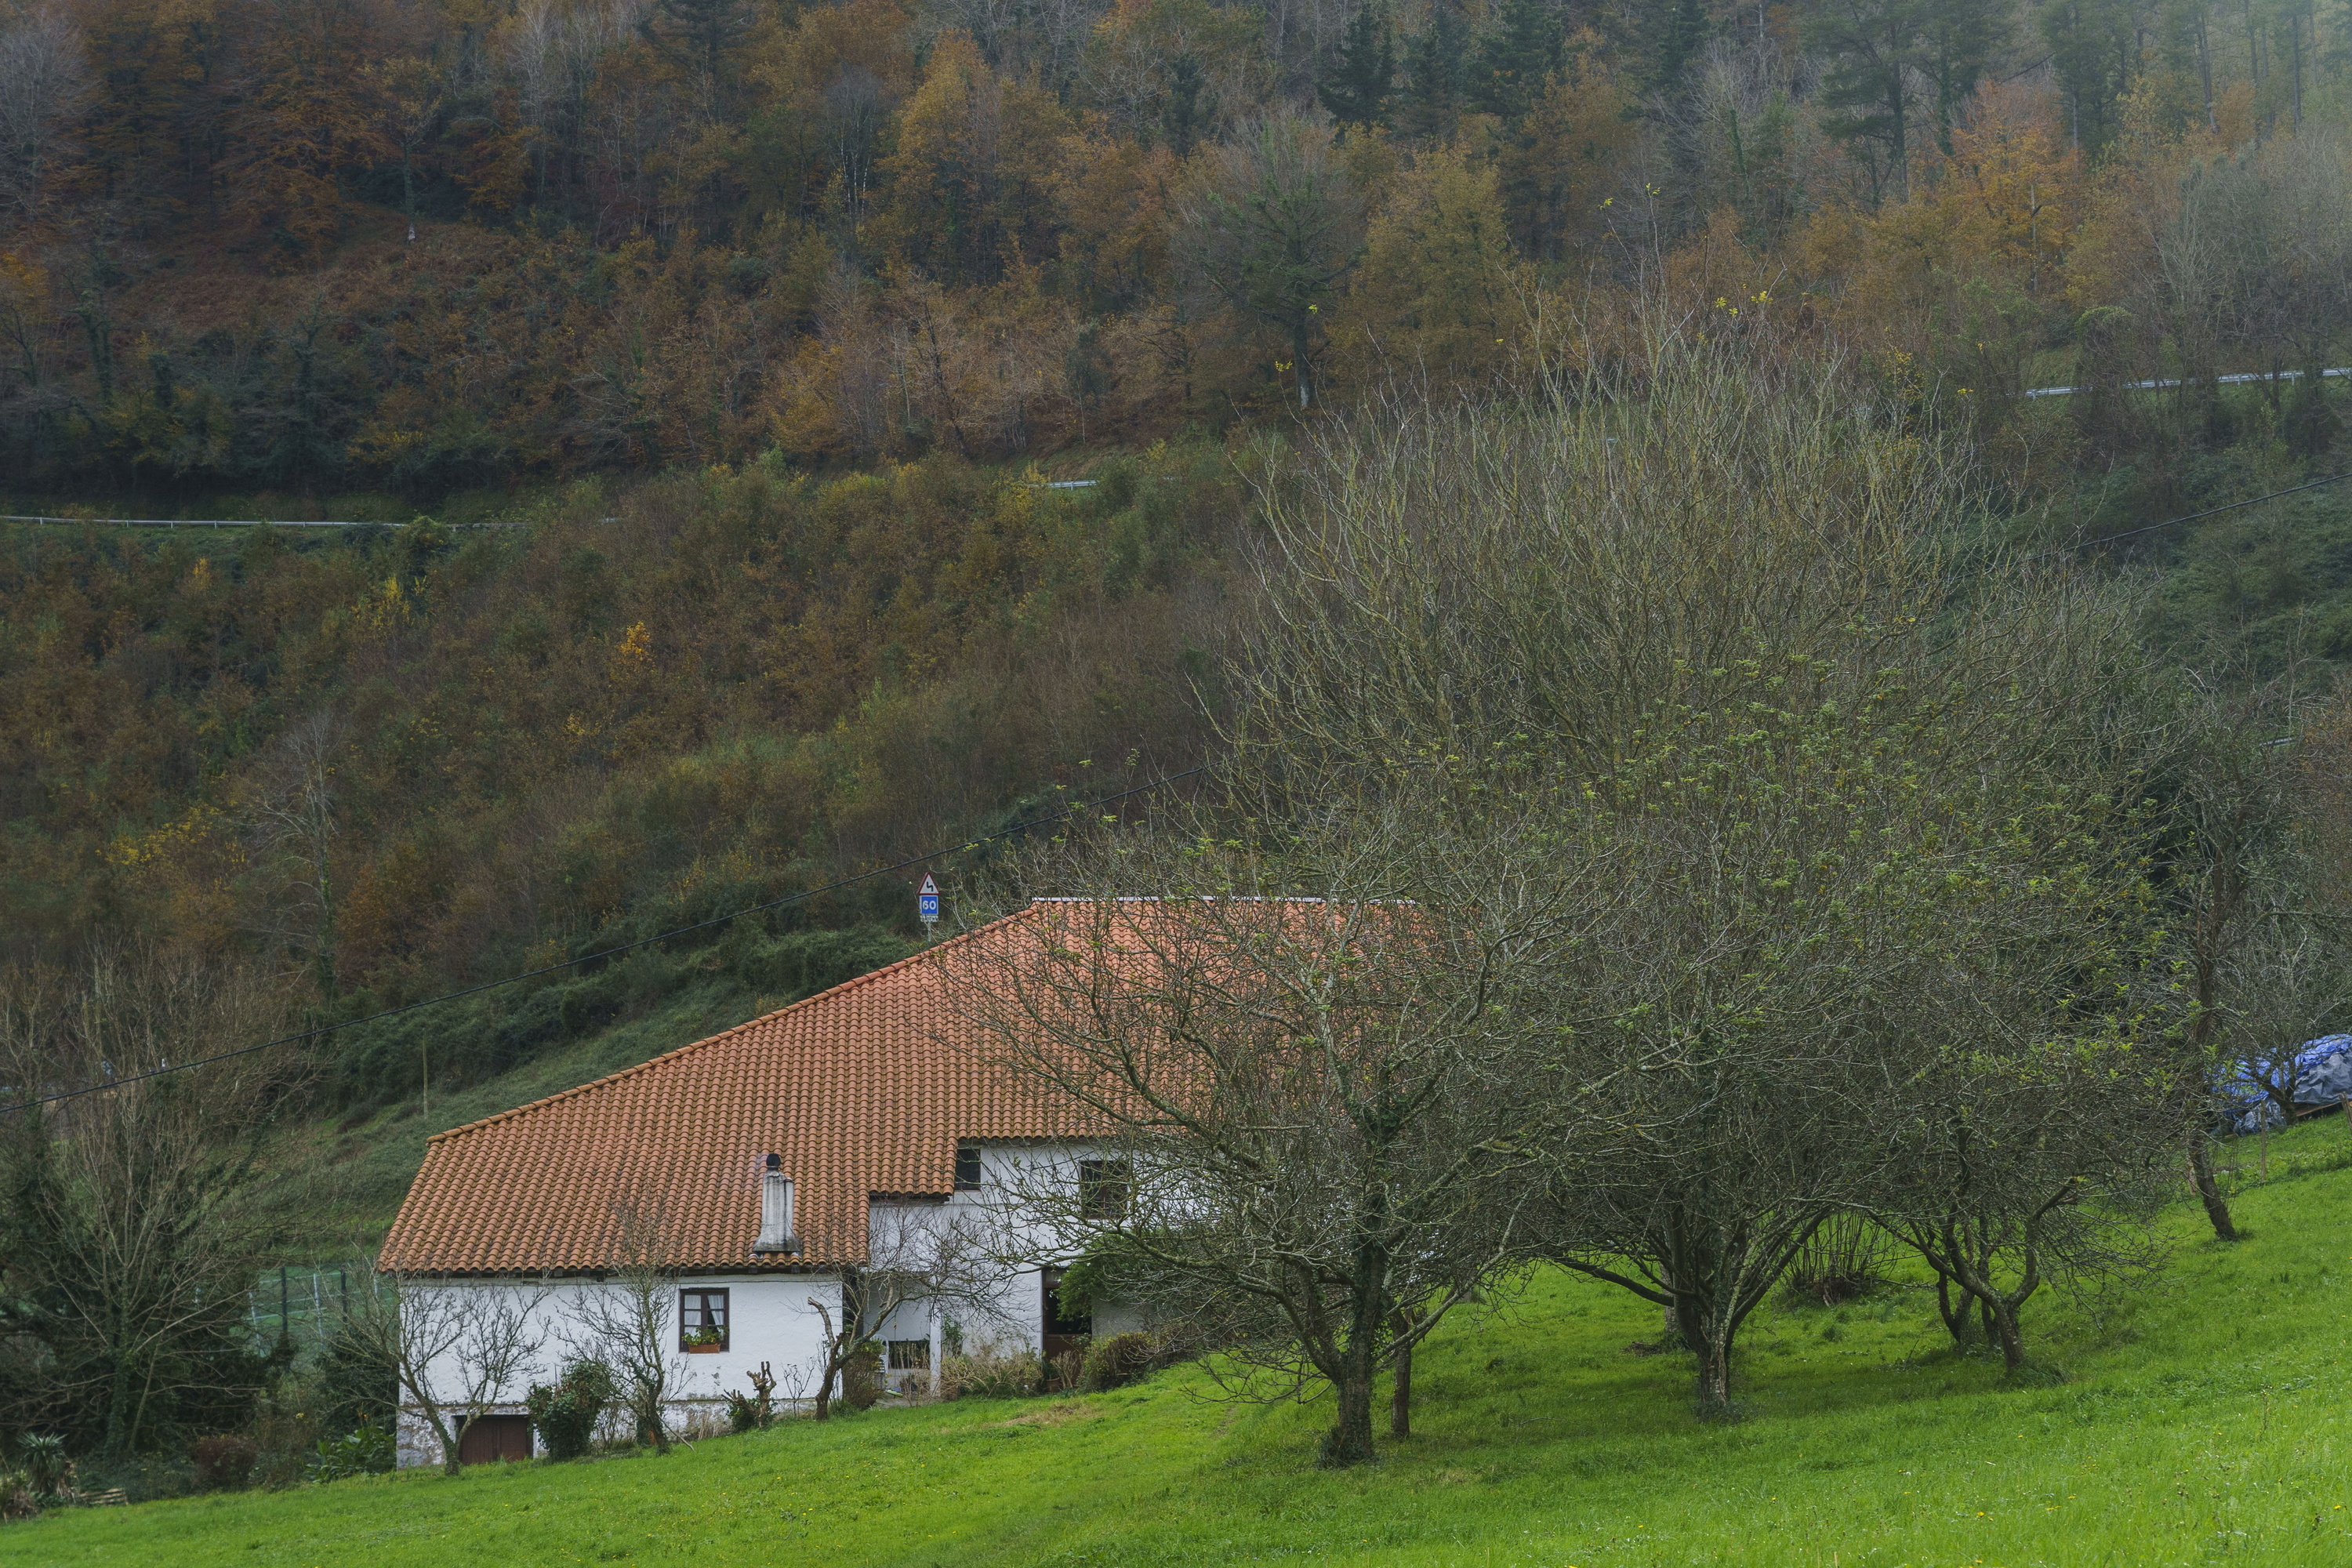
2225, 1034, 2352, 1134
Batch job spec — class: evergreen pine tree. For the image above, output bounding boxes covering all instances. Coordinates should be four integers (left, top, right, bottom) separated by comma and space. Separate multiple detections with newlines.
1645, 0, 1710, 95
1318, 3, 1396, 132
1472, 0, 1564, 120
1398, 2, 1470, 142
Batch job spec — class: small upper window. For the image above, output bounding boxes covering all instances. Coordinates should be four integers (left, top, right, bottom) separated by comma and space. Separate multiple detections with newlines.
1077, 1158, 1131, 1219
680, 1288, 729, 1352
954, 1145, 982, 1190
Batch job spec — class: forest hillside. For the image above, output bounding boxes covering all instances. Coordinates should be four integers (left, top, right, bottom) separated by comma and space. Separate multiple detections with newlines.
0, 0, 2346, 490
2, 0, 2351, 1508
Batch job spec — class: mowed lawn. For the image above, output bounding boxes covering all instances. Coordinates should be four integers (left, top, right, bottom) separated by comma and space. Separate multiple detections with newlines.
12, 1123, 2352, 1568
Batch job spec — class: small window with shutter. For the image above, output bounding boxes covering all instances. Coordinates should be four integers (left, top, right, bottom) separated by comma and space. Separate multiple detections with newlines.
954, 1145, 982, 1190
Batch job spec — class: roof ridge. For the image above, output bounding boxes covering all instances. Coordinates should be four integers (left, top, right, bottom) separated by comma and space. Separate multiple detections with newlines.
423, 906, 1041, 1145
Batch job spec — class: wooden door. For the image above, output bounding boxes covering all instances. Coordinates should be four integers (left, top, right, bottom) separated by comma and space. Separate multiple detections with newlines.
458, 1414, 533, 1465
1041, 1269, 1091, 1385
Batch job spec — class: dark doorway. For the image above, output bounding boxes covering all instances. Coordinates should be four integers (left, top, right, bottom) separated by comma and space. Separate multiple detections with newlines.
458, 1414, 534, 1465
1042, 1268, 1091, 1384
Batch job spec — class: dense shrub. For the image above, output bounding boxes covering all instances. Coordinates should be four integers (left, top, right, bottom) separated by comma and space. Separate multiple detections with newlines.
314, 1329, 398, 1441
191, 1434, 260, 1491
526, 1360, 616, 1461
308, 1420, 395, 1481
841, 1345, 882, 1411
939, 1345, 1043, 1401
1078, 1331, 1167, 1392
17, 1435, 71, 1502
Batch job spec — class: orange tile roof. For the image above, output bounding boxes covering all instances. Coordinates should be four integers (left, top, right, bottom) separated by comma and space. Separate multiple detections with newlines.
378, 906, 1079, 1276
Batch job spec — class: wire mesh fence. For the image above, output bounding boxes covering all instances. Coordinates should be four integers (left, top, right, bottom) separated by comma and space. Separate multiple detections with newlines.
246, 1265, 386, 1353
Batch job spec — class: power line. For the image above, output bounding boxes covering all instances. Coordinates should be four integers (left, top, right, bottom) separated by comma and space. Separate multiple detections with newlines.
1983, 470, 2352, 577
5, 766, 1206, 1114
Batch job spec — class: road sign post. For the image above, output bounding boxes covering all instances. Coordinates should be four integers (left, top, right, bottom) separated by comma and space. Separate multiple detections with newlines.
918, 873, 939, 929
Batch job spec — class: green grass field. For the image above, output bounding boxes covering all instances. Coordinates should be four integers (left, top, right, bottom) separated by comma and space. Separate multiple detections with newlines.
13, 1120, 2352, 1568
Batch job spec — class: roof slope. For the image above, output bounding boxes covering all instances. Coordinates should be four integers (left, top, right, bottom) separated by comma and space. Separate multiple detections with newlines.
379, 906, 1069, 1275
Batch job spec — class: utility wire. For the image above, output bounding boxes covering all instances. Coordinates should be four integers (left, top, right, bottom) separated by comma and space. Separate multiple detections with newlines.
5, 766, 1206, 1113
1982, 470, 2352, 578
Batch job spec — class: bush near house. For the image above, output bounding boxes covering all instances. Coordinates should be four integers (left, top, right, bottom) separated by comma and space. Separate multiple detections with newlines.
938, 1345, 1043, 1402
526, 1363, 616, 1462
1077, 1332, 1165, 1393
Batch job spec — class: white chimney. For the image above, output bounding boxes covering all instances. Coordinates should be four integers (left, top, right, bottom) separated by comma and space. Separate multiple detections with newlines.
754, 1152, 797, 1254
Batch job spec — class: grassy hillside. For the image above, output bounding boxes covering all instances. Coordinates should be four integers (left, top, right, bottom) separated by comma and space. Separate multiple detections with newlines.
252, 978, 796, 1252
15, 1118, 2352, 1567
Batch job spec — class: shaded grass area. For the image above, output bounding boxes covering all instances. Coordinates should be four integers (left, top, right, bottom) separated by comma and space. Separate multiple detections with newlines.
20, 1119, 2352, 1567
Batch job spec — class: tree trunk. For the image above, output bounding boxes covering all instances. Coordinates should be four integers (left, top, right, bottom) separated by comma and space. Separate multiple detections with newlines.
811, 1351, 838, 1420
1991, 1299, 2027, 1372
1933, 1269, 1976, 1350
2187, 1133, 2238, 1241
1320, 1356, 1377, 1466
1389, 1339, 1411, 1439
809, 1297, 842, 1419
1692, 1327, 1733, 1417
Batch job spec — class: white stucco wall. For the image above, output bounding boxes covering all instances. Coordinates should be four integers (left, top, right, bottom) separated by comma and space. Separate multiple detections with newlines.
394, 1272, 841, 1468
910, 1142, 1147, 1350
394, 1142, 1154, 1465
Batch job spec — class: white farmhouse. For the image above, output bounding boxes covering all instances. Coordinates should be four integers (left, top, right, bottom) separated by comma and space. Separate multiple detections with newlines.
377, 903, 1138, 1467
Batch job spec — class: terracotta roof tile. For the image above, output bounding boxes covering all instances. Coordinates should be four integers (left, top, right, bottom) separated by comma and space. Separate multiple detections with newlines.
379, 906, 1069, 1276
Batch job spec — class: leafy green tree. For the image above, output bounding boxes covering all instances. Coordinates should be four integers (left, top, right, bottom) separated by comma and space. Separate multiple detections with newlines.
638, 0, 757, 114
2042, 0, 2138, 152
1642, 0, 1710, 93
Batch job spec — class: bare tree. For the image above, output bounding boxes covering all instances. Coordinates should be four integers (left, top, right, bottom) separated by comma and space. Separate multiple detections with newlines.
1516, 637, 2148, 1410
566, 1200, 685, 1451
236, 713, 347, 992
807, 1200, 1018, 1419
342, 1268, 549, 1476
1867, 899, 2177, 1372
2143, 664, 2327, 1242
0, 950, 295, 1456
0, 4, 88, 227
943, 778, 1610, 1465
1231, 336, 2166, 1416
2215, 910, 2351, 1141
